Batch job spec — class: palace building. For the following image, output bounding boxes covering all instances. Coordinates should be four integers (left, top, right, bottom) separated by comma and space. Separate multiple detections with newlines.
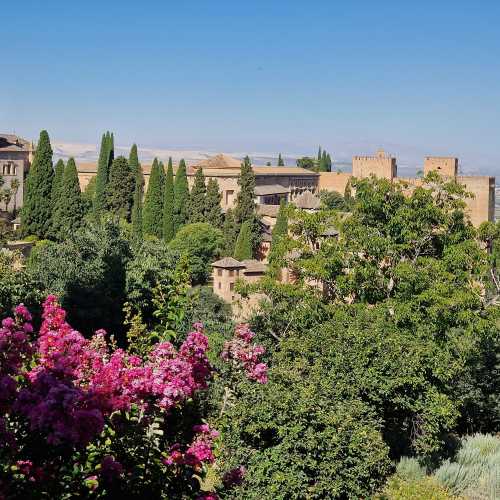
0, 134, 33, 213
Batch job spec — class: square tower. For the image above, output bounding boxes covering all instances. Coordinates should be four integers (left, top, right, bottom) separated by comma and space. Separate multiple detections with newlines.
352, 149, 397, 180
423, 157, 458, 177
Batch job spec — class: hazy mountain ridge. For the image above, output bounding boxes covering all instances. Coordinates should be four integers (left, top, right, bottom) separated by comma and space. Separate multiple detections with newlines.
51, 141, 498, 180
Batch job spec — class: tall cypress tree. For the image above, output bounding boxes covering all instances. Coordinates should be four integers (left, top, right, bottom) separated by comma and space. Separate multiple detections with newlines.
268, 199, 288, 277
52, 158, 85, 240
187, 167, 206, 223
318, 150, 330, 172
277, 153, 285, 166
163, 157, 175, 242
205, 178, 223, 228
51, 159, 65, 211
234, 156, 256, 225
233, 220, 253, 260
222, 209, 238, 256
130, 144, 144, 242
142, 158, 164, 238
93, 132, 112, 214
21, 130, 54, 238
326, 153, 332, 171
173, 159, 189, 233
108, 132, 115, 166
234, 155, 260, 254
106, 156, 135, 220
317, 146, 322, 162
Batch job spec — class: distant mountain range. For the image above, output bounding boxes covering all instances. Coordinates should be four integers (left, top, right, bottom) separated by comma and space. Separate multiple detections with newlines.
52, 141, 498, 182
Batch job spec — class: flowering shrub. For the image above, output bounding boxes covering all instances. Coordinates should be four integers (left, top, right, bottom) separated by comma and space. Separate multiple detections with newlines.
0, 296, 267, 498
221, 324, 268, 384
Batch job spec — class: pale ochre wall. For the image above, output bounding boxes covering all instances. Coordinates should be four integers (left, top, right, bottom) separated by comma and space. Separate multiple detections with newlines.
424, 157, 458, 177
458, 176, 495, 227
317, 172, 352, 194
352, 152, 396, 180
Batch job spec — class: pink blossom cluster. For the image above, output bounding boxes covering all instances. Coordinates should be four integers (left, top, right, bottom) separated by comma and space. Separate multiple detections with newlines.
221, 324, 268, 384
164, 424, 219, 469
2, 296, 214, 449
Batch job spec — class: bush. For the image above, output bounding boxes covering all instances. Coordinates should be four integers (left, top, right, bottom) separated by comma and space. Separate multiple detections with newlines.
169, 223, 224, 285
378, 476, 456, 500
395, 457, 427, 482
433, 434, 500, 498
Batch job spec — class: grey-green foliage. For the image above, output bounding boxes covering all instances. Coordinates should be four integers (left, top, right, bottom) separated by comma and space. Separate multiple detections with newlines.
395, 457, 427, 482
434, 434, 500, 498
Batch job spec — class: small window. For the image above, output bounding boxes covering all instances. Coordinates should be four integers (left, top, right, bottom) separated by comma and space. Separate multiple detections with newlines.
230, 283, 234, 291
217, 269, 222, 276
229, 270, 234, 277
218, 282, 221, 289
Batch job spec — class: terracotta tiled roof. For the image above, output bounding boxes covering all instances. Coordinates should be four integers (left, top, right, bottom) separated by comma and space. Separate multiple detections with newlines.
293, 191, 321, 209
255, 185, 290, 196
241, 259, 268, 273
256, 204, 280, 217
211, 257, 245, 268
0, 134, 31, 152
194, 154, 242, 170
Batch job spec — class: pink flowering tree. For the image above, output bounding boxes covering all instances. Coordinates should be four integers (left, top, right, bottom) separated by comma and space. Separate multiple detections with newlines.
0, 296, 236, 498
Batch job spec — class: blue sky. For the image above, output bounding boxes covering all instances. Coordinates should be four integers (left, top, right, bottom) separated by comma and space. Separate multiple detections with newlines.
2, 0, 500, 173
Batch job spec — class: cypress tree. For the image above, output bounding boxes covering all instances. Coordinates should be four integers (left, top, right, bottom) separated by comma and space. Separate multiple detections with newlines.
187, 167, 206, 223
234, 155, 261, 254
233, 220, 253, 260
106, 156, 135, 220
272, 198, 288, 243
268, 198, 288, 275
277, 153, 285, 166
108, 132, 115, 166
130, 145, 144, 242
205, 178, 223, 228
318, 150, 330, 172
222, 209, 238, 256
52, 158, 85, 240
317, 146, 322, 162
158, 160, 166, 196
21, 130, 54, 238
93, 132, 112, 214
162, 157, 175, 242
173, 159, 189, 232
326, 153, 332, 171
51, 159, 65, 211
234, 156, 256, 225
142, 158, 164, 238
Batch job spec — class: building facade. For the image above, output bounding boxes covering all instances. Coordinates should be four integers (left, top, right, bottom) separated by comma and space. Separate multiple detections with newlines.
0, 135, 32, 213
75, 150, 495, 228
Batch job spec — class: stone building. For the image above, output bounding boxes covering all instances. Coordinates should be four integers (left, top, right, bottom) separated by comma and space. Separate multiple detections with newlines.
0, 134, 33, 213
76, 150, 495, 228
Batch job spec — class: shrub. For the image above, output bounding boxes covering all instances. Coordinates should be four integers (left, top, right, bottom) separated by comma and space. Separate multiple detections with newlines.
395, 457, 427, 482
378, 476, 456, 500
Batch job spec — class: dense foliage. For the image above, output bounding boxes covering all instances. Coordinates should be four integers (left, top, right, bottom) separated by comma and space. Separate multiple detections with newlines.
21, 130, 54, 238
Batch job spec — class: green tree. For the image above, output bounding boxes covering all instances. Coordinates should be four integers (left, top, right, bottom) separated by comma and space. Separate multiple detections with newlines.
21, 130, 54, 238
268, 198, 288, 272
173, 159, 189, 232
205, 178, 223, 228
187, 167, 206, 223
296, 157, 317, 171
106, 156, 135, 220
319, 190, 346, 210
233, 220, 253, 260
28, 219, 130, 336
234, 156, 261, 254
51, 159, 65, 211
317, 145, 322, 162
93, 132, 113, 214
52, 158, 86, 241
169, 222, 224, 284
222, 208, 238, 256
162, 158, 175, 242
277, 153, 284, 166
129, 145, 143, 242
82, 176, 96, 204
142, 158, 164, 238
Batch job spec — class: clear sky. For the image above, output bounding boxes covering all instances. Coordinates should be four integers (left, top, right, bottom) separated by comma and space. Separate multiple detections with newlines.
3, 0, 500, 172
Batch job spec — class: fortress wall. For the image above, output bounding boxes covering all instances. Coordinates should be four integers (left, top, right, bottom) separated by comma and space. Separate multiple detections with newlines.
317, 172, 352, 194
352, 155, 396, 180
458, 176, 495, 227
424, 157, 458, 177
